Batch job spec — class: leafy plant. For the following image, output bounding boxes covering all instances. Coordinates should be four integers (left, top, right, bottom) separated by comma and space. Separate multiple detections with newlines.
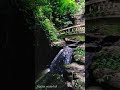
50, 0, 80, 15
73, 47, 85, 62
35, 6, 59, 42
92, 46, 120, 71
73, 79, 85, 90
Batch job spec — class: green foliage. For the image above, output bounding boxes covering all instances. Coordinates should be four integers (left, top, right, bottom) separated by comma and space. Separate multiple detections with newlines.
80, 0, 85, 8
102, 25, 120, 35
73, 79, 85, 90
42, 19, 59, 41
91, 47, 120, 84
19, 0, 85, 42
35, 7, 59, 42
96, 74, 112, 83
34, 0, 84, 42
73, 47, 85, 62
41, 5, 52, 19
35, 0, 49, 6
50, 0, 79, 15
92, 46, 120, 71
50, 0, 84, 28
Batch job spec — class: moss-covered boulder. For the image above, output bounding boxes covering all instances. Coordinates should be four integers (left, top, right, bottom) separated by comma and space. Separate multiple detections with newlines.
91, 46, 120, 88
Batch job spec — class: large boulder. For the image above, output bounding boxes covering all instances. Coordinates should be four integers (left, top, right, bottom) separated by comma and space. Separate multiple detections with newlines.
91, 46, 120, 88
93, 68, 120, 88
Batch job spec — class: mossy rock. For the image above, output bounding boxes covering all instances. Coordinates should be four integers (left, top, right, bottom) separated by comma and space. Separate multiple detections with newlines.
92, 46, 120, 71
102, 25, 120, 35
91, 46, 120, 88
93, 68, 120, 88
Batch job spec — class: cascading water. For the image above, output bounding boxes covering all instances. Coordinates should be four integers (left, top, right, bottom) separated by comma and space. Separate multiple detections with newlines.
35, 46, 73, 84
50, 46, 73, 74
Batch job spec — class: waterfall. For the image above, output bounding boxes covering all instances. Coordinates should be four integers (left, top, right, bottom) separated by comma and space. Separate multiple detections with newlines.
50, 46, 73, 74
35, 46, 73, 84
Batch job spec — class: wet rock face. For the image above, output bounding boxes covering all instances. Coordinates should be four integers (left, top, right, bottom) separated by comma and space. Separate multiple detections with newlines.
35, 26, 51, 76
85, 52, 95, 86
